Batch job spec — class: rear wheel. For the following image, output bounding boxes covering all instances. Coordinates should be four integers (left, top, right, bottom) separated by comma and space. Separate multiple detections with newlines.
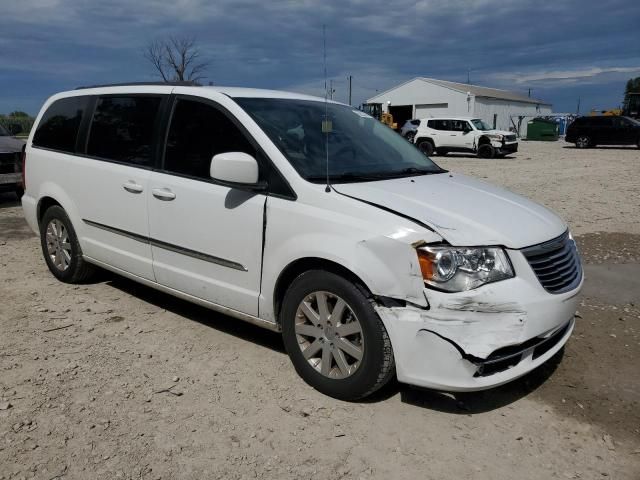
281, 270, 395, 400
417, 139, 434, 156
477, 144, 495, 158
575, 135, 591, 148
40, 205, 95, 283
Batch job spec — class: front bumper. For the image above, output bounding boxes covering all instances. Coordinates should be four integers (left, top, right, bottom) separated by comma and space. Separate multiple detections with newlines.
494, 141, 518, 154
0, 172, 21, 186
375, 248, 582, 392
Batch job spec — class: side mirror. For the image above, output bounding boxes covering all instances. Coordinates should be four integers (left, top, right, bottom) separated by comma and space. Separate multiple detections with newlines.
210, 152, 266, 190
9, 123, 23, 135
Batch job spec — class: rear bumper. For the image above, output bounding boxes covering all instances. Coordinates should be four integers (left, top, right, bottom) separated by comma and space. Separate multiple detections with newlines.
21, 194, 39, 234
375, 248, 582, 392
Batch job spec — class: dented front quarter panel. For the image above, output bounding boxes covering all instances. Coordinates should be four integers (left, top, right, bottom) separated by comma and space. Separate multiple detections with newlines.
258, 191, 442, 322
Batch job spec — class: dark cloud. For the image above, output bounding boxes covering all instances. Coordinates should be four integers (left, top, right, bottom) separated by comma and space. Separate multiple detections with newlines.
0, 0, 638, 114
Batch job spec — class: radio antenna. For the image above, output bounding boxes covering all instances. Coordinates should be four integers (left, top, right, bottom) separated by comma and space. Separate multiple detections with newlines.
323, 24, 331, 193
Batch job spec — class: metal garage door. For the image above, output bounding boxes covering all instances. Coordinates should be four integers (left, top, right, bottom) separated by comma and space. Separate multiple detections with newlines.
415, 103, 449, 119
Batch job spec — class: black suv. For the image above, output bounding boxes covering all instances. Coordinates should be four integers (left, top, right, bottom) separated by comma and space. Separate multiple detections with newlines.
566, 116, 640, 149
0, 123, 25, 199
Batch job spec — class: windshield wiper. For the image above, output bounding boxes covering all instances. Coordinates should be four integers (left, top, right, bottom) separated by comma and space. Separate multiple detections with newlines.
305, 172, 389, 183
305, 167, 444, 183
378, 167, 445, 178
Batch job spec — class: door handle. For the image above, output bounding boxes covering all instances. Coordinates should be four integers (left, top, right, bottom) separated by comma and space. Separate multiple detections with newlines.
123, 181, 143, 194
152, 188, 176, 201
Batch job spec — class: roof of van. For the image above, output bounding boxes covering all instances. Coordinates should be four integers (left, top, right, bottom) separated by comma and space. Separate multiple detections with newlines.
72, 82, 334, 103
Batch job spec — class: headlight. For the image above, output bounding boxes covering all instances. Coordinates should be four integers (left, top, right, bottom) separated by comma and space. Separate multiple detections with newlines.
417, 246, 514, 292
487, 134, 503, 141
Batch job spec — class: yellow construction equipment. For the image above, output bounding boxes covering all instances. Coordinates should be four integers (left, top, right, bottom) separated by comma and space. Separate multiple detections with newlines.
361, 103, 398, 130
589, 108, 623, 116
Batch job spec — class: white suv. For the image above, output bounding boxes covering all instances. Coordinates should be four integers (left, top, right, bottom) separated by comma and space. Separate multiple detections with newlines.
414, 117, 518, 158
22, 83, 581, 399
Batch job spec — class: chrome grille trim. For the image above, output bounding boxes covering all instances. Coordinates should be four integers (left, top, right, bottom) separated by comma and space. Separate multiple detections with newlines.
521, 231, 582, 294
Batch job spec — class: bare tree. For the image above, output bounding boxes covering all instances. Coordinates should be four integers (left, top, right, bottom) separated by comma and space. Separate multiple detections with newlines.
144, 36, 210, 83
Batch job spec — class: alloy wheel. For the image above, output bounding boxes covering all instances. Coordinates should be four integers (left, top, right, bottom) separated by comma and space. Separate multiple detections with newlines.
294, 291, 364, 379
45, 219, 72, 271
576, 135, 590, 148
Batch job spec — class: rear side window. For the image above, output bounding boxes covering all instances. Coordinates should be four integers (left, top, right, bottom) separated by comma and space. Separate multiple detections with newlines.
163, 99, 255, 180
87, 96, 162, 167
588, 117, 613, 127
450, 120, 468, 132
33, 96, 88, 153
428, 119, 450, 130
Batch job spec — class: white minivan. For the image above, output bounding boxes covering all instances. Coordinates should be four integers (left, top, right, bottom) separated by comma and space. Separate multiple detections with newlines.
22, 83, 582, 400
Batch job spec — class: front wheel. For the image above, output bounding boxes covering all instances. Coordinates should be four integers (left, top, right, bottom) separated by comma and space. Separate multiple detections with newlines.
281, 270, 395, 400
477, 144, 495, 158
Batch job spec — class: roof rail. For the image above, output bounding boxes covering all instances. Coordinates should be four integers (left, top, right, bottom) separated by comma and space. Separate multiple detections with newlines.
75, 81, 201, 90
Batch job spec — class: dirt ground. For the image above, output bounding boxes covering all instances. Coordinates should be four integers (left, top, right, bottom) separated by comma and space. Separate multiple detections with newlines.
1, 141, 639, 479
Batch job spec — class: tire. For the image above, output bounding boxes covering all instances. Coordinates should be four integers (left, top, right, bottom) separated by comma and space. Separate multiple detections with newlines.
281, 270, 395, 400
575, 135, 591, 148
416, 139, 434, 156
40, 205, 95, 283
477, 144, 495, 158
15, 186, 24, 200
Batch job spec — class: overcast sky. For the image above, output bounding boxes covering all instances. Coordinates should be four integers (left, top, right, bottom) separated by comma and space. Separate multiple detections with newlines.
1, 0, 639, 115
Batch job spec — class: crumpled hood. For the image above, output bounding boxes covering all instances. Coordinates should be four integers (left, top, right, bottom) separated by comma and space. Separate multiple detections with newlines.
482, 129, 515, 138
334, 172, 566, 249
0, 136, 25, 153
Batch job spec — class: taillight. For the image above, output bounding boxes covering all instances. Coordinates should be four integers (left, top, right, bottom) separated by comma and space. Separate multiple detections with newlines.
21, 148, 26, 189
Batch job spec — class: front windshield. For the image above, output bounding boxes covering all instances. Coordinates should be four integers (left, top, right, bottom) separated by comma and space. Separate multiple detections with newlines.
235, 98, 444, 182
0, 124, 9, 136
471, 119, 492, 130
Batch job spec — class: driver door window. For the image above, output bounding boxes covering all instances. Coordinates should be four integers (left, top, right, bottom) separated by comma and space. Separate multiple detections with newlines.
163, 99, 256, 180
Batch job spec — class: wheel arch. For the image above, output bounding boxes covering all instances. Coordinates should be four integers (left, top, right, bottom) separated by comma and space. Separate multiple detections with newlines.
415, 136, 435, 146
477, 135, 492, 146
37, 196, 62, 224
273, 257, 373, 326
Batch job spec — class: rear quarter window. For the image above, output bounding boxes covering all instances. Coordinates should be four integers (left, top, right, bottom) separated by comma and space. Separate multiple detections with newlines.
33, 96, 88, 153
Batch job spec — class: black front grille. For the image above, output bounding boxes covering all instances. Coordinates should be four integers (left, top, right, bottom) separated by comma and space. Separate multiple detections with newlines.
522, 231, 582, 294
505, 134, 517, 142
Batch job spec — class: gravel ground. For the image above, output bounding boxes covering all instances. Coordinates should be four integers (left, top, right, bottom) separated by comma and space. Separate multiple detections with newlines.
1, 141, 639, 479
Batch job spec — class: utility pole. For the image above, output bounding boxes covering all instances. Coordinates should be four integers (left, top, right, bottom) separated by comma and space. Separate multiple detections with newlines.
329, 79, 334, 100
467, 69, 471, 84
348, 75, 352, 105
528, 88, 531, 98
576, 97, 581, 115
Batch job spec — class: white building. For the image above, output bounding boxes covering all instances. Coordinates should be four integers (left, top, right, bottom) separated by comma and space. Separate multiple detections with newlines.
366, 77, 552, 137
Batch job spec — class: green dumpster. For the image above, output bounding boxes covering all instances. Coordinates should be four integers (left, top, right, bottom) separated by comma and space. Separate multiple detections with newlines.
526, 118, 559, 141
